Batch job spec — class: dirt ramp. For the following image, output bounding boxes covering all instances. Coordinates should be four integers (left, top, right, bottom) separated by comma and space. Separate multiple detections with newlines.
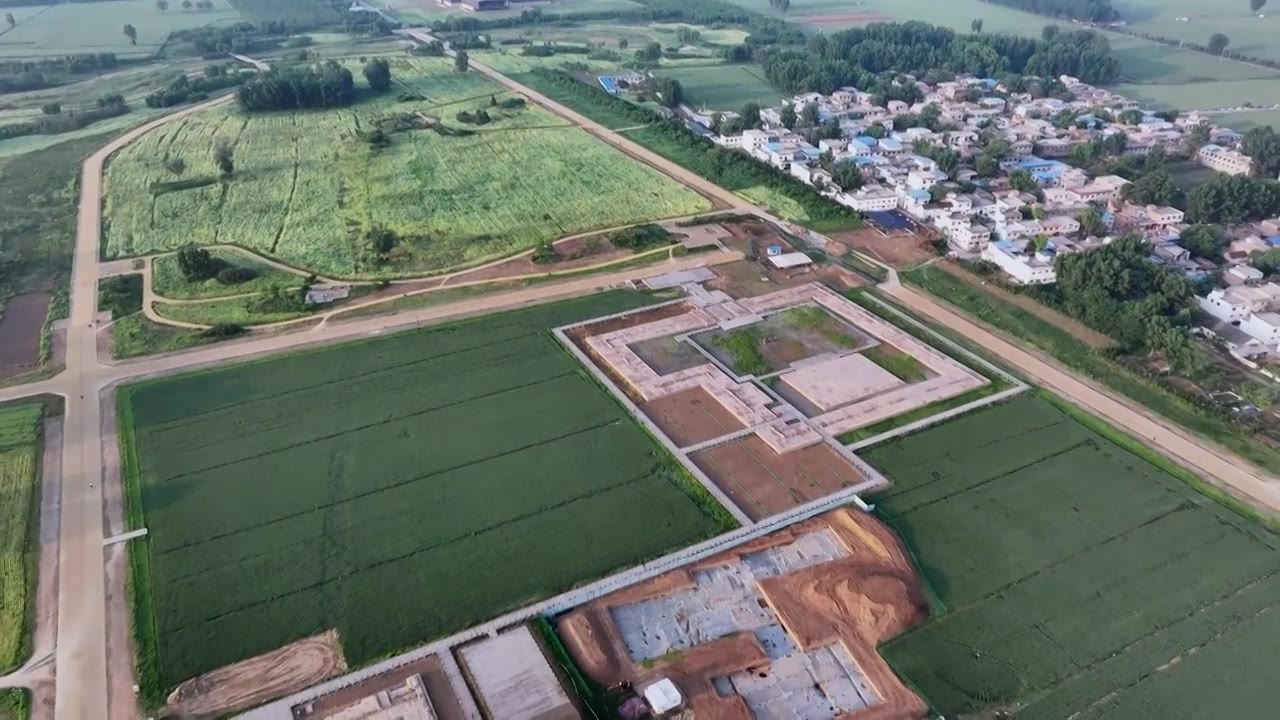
163, 630, 347, 719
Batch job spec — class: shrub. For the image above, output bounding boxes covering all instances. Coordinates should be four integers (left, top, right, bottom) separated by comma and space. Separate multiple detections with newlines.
216, 266, 258, 285
200, 323, 246, 338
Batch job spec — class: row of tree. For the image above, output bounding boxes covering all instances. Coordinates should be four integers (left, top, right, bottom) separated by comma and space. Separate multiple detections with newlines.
0, 93, 129, 142
144, 63, 246, 108
979, 0, 1121, 22
237, 61, 355, 112
0, 53, 121, 93
1187, 174, 1280, 225
760, 21, 1121, 95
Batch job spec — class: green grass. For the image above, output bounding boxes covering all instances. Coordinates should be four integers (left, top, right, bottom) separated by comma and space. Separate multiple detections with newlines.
98, 275, 144, 319
0, 689, 28, 720
0, 0, 245, 59
656, 63, 782, 111
150, 248, 301, 300
103, 57, 710, 278
862, 345, 928, 382
380, 0, 643, 23
837, 381, 1008, 444
708, 327, 770, 376
902, 264, 1280, 475
151, 296, 313, 327
868, 394, 1280, 718
0, 402, 43, 675
118, 292, 732, 701
109, 314, 217, 359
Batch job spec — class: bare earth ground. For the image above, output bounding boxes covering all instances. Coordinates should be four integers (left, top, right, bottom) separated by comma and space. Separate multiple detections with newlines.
690, 437, 870, 521
0, 293, 51, 376
640, 387, 747, 447
292, 654, 468, 720
935, 260, 1113, 349
163, 631, 347, 719
712, 221, 861, 297
441, 233, 630, 283
829, 229, 934, 269
557, 508, 927, 719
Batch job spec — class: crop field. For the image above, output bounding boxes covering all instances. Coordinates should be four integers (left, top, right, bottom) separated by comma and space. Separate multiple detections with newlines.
226, 0, 343, 25
103, 56, 708, 278
1113, 0, 1280, 64
0, 402, 43, 675
119, 293, 730, 694
0, 0, 245, 59
150, 248, 300, 301
866, 395, 1280, 718
656, 63, 782, 111
378, 0, 643, 23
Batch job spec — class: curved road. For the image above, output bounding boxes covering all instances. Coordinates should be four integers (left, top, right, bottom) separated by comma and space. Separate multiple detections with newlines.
0, 36, 1277, 720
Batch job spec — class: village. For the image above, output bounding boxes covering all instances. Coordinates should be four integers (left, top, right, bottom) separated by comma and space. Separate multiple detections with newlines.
691, 73, 1280, 367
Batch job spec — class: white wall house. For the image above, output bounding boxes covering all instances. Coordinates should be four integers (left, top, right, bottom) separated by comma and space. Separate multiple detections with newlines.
1241, 312, 1280, 345
982, 241, 1057, 284
1197, 144, 1254, 176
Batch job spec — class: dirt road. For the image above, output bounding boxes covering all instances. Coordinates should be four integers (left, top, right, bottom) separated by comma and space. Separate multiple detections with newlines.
882, 276, 1280, 516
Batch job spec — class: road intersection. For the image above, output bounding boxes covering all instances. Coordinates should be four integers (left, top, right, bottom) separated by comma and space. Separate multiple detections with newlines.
0, 48, 1277, 720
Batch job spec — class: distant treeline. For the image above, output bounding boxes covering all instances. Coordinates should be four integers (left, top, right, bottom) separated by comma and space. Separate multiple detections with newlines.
762, 21, 1121, 92
145, 63, 248, 107
1103, 27, 1280, 71
237, 61, 354, 111
979, 0, 1121, 23
0, 53, 122, 93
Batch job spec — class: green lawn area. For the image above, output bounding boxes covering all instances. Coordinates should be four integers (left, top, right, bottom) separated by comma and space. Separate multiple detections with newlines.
102, 56, 710, 278
0, 689, 29, 720
151, 297, 314, 327
862, 345, 928, 382
656, 63, 783, 111
0, 403, 44, 676
119, 292, 733, 704
109, 314, 218, 360
150, 249, 301, 301
0, 0, 245, 59
869, 394, 1280, 718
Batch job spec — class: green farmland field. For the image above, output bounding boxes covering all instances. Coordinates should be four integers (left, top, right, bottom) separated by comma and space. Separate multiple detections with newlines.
119, 292, 731, 699
0, 0, 245, 59
103, 56, 710, 278
0, 402, 43, 675
657, 64, 782, 111
868, 395, 1280, 718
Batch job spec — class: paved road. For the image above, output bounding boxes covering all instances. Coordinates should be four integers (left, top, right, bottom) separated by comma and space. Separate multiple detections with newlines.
1, 32, 1278, 720
881, 274, 1280, 516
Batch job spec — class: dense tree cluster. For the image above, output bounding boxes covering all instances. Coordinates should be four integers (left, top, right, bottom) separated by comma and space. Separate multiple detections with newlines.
0, 93, 129, 142
1055, 236, 1197, 366
981, 0, 1121, 22
237, 61, 355, 112
1242, 127, 1280, 179
761, 21, 1120, 95
1122, 168, 1181, 207
145, 63, 246, 107
362, 57, 391, 92
1187, 175, 1280, 225
0, 53, 120, 93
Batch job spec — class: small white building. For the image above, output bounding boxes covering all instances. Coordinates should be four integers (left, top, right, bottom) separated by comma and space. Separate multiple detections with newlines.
768, 252, 813, 270
1241, 311, 1280, 345
982, 240, 1057, 284
839, 186, 898, 212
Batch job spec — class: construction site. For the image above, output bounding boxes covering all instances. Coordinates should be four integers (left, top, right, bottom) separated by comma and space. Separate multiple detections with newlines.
559, 281, 993, 521
556, 508, 929, 719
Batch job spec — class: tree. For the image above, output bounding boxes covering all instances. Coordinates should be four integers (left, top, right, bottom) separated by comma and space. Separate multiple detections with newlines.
454, 49, 468, 72
5, 12, 14, 28
740, 102, 761, 129
799, 101, 819, 126
40, 102, 61, 116
832, 160, 863, 192
365, 224, 398, 260
653, 77, 682, 108
1251, 247, 1280, 275
618, 38, 628, 50
1042, 24, 1060, 42
635, 42, 661, 62
1144, 143, 1168, 172
1123, 168, 1180, 206
362, 57, 391, 91
181, 0, 192, 9
1009, 169, 1038, 193
976, 153, 999, 178
177, 245, 217, 281
1077, 205, 1107, 239
1243, 126, 1280, 178
1208, 32, 1230, 56
1178, 224, 1223, 260
1118, 108, 1144, 126
1032, 234, 1050, 252
1252, 0, 1267, 15
780, 104, 797, 129
213, 136, 234, 177
156, 0, 169, 11
164, 156, 186, 176
123, 24, 138, 46
1183, 121, 1212, 155
971, 18, 984, 33
864, 123, 887, 139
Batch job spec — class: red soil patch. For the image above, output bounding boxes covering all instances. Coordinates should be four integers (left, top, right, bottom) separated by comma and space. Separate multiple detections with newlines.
804, 11, 894, 29
829, 228, 935, 269
641, 387, 746, 447
557, 508, 929, 720
690, 436, 869, 521
0, 292, 50, 377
